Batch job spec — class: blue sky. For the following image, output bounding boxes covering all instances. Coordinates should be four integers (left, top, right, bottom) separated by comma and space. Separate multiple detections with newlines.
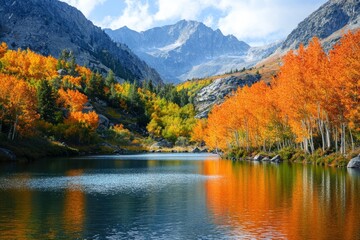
61, 0, 327, 46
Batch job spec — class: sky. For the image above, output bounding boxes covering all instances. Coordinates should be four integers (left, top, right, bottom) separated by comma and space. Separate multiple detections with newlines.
60, 0, 327, 46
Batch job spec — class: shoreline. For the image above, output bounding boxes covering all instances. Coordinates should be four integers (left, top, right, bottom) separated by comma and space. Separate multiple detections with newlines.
222, 148, 360, 168
1, 140, 358, 170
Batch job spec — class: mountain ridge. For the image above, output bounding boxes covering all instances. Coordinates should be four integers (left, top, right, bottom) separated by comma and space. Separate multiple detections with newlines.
0, 0, 162, 84
105, 20, 269, 83
279, 0, 360, 52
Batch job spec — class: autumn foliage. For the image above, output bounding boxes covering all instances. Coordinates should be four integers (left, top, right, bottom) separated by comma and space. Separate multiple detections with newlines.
202, 31, 360, 155
0, 44, 99, 143
0, 44, 196, 146
0, 73, 39, 140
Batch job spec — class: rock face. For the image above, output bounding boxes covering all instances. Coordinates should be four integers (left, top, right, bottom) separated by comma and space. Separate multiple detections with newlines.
280, 0, 360, 51
0, 0, 162, 84
194, 74, 260, 118
347, 154, 360, 168
106, 20, 277, 83
98, 114, 110, 128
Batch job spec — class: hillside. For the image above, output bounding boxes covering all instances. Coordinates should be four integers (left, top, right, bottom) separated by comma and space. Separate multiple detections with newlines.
0, 0, 162, 84
0, 44, 196, 160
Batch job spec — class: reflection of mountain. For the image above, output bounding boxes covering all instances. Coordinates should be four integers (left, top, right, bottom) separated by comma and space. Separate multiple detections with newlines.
202, 160, 360, 239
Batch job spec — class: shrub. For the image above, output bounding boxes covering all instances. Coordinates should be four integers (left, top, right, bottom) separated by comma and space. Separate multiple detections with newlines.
278, 147, 296, 161
175, 137, 189, 147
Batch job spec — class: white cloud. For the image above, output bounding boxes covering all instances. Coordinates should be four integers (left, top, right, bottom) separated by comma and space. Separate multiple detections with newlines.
104, 0, 154, 31
203, 15, 215, 28
60, 0, 106, 17
64, 0, 327, 45
157, 0, 325, 45
154, 0, 213, 21
216, 1, 285, 44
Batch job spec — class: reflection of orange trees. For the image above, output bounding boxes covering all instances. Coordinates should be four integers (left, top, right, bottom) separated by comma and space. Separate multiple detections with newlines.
1, 174, 32, 239
203, 160, 360, 239
63, 170, 85, 237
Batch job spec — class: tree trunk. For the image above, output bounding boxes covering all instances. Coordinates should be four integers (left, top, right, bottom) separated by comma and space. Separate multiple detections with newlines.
349, 128, 355, 152
11, 114, 18, 141
340, 123, 346, 155
317, 106, 325, 151
325, 114, 331, 150
308, 119, 315, 154
303, 138, 309, 154
325, 122, 331, 150
335, 127, 338, 153
319, 120, 325, 151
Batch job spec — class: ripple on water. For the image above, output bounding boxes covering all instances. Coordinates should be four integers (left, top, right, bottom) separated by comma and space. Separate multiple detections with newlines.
0, 173, 220, 195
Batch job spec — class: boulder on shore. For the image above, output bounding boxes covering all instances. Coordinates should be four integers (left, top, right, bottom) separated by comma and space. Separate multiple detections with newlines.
150, 139, 173, 149
262, 157, 271, 162
192, 147, 201, 153
253, 154, 264, 161
347, 154, 360, 168
271, 155, 282, 163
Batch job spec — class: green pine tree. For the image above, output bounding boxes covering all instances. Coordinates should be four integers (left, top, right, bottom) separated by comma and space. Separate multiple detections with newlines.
37, 80, 59, 123
105, 70, 116, 87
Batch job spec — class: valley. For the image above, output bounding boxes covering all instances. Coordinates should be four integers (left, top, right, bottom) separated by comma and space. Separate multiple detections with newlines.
0, 0, 359, 166
0, 0, 360, 239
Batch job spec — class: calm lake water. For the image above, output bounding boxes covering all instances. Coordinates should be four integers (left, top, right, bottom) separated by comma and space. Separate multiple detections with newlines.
0, 153, 360, 239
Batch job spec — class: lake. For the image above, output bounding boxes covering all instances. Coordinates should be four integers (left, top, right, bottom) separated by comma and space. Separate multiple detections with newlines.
0, 153, 359, 239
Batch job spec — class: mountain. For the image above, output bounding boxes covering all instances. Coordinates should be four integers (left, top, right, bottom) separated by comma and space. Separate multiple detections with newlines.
106, 20, 273, 83
280, 0, 360, 52
181, 40, 282, 81
0, 0, 162, 84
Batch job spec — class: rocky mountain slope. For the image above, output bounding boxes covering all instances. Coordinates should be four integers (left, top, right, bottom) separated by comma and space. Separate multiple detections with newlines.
194, 74, 261, 118
0, 0, 162, 84
279, 0, 360, 52
106, 20, 277, 83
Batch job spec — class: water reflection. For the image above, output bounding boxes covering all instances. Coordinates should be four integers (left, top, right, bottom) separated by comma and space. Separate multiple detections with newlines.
0, 154, 359, 239
63, 170, 85, 238
203, 160, 360, 239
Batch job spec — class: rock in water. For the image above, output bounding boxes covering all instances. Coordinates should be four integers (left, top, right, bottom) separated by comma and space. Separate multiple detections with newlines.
347, 154, 360, 168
